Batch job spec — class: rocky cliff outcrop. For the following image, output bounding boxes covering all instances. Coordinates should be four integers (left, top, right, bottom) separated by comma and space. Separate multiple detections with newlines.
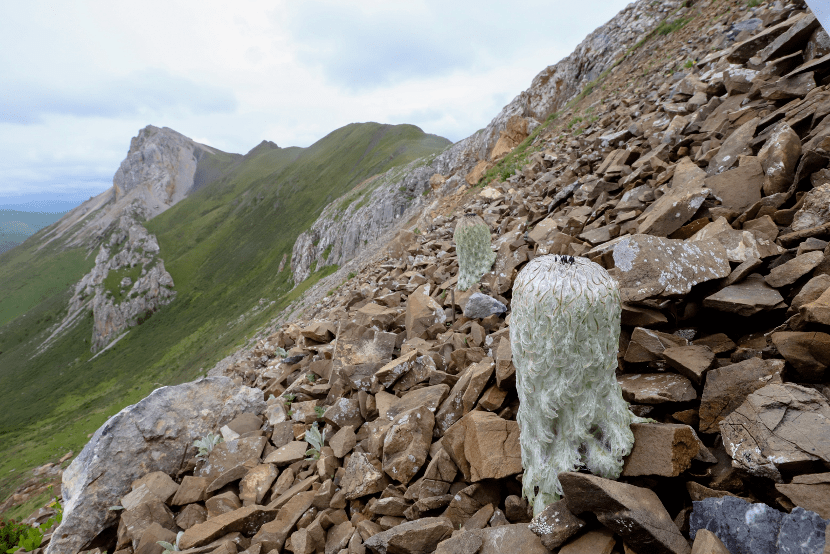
41, 214, 176, 353
35, 126, 221, 352
39, 126, 222, 251
290, 0, 686, 285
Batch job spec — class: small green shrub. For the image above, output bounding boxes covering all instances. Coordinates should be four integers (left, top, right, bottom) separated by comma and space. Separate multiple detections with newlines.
747, 0, 761, 6
314, 405, 325, 418
322, 245, 333, 261
0, 519, 29, 553
347, 272, 356, 279
684, 59, 695, 69
4, 496, 62, 553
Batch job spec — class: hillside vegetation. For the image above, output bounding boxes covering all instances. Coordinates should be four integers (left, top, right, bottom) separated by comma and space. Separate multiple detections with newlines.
0, 122, 450, 503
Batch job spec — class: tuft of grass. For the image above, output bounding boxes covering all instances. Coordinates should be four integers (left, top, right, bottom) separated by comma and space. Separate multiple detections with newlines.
322, 244, 333, 261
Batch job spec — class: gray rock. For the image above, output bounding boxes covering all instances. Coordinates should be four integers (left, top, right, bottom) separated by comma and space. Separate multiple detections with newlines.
612, 234, 731, 302
462, 293, 507, 319
792, 183, 830, 232
690, 495, 829, 554
45, 377, 264, 554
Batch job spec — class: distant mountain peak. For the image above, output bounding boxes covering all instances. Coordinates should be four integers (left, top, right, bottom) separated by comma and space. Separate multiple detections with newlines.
245, 140, 280, 157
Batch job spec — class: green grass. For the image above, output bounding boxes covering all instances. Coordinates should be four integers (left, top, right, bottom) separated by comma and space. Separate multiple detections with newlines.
0, 122, 449, 511
102, 265, 144, 303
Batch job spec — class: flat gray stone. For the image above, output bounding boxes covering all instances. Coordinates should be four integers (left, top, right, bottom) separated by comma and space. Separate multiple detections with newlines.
462, 293, 507, 319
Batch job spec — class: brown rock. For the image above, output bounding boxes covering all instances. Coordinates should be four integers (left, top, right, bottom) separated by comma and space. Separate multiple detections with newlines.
134, 522, 176, 554
132, 472, 179, 505
239, 463, 278, 505
690, 528, 731, 554
691, 217, 784, 263
720, 383, 830, 482
693, 333, 736, 355
179, 505, 278, 549
121, 498, 177, 547
328, 425, 356, 458
442, 483, 501, 527
199, 436, 267, 482
171, 476, 208, 505
529, 498, 587, 550
699, 357, 785, 433
743, 215, 779, 242
622, 423, 699, 477
765, 250, 824, 288
405, 284, 446, 340
624, 327, 688, 363
372, 351, 418, 391
331, 322, 396, 391
477, 524, 550, 554
703, 273, 785, 316
799, 286, 830, 326
791, 274, 830, 315
560, 472, 691, 554
621, 303, 668, 327
770, 331, 830, 381
205, 491, 242, 519
791, 183, 830, 232
637, 161, 711, 237
559, 528, 616, 554
494, 336, 515, 388
300, 320, 336, 342
382, 406, 434, 484
463, 410, 522, 482
434, 531, 483, 554
708, 118, 758, 175
704, 157, 763, 212
662, 345, 715, 385
758, 123, 802, 196
263, 441, 308, 466
251, 491, 315, 551
384, 384, 449, 422
325, 520, 355, 554
341, 452, 389, 500
613, 235, 731, 302
617, 373, 697, 404
775, 472, 830, 519
175, 503, 206, 530
362, 517, 453, 554
323, 396, 363, 429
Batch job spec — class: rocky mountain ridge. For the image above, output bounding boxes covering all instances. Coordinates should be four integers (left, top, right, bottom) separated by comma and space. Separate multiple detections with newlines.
14, 1, 830, 554
289, 0, 687, 285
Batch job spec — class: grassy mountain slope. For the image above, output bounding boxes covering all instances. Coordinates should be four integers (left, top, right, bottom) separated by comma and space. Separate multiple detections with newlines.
0, 122, 450, 504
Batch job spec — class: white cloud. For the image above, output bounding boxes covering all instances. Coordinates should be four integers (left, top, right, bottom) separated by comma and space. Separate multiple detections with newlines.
0, 0, 632, 206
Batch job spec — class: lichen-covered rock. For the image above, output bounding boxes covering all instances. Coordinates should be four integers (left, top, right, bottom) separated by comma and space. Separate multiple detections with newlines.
511, 254, 644, 514
454, 213, 496, 291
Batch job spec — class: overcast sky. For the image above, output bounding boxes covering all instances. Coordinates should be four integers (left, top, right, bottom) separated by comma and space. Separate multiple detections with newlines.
1, 0, 632, 211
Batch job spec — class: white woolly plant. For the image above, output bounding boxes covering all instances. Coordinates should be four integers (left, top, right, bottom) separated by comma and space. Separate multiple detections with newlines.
454, 213, 497, 291
511, 254, 651, 516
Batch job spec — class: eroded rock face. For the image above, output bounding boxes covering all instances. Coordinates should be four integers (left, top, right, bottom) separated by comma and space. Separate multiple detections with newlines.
40, 214, 176, 354
46, 378, 264, 554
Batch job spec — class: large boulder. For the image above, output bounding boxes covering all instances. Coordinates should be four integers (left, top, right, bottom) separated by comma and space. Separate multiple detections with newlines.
46, 377, 264, 554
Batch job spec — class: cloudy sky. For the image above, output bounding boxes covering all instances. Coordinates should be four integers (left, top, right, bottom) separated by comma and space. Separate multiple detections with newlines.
1, 0, 632, 211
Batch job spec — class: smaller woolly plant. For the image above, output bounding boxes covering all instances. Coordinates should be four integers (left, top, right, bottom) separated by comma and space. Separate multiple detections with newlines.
305, 422, 326, 460
193, 433, 223, 458
453, 213, 496, 291
512, 255, 651, 516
